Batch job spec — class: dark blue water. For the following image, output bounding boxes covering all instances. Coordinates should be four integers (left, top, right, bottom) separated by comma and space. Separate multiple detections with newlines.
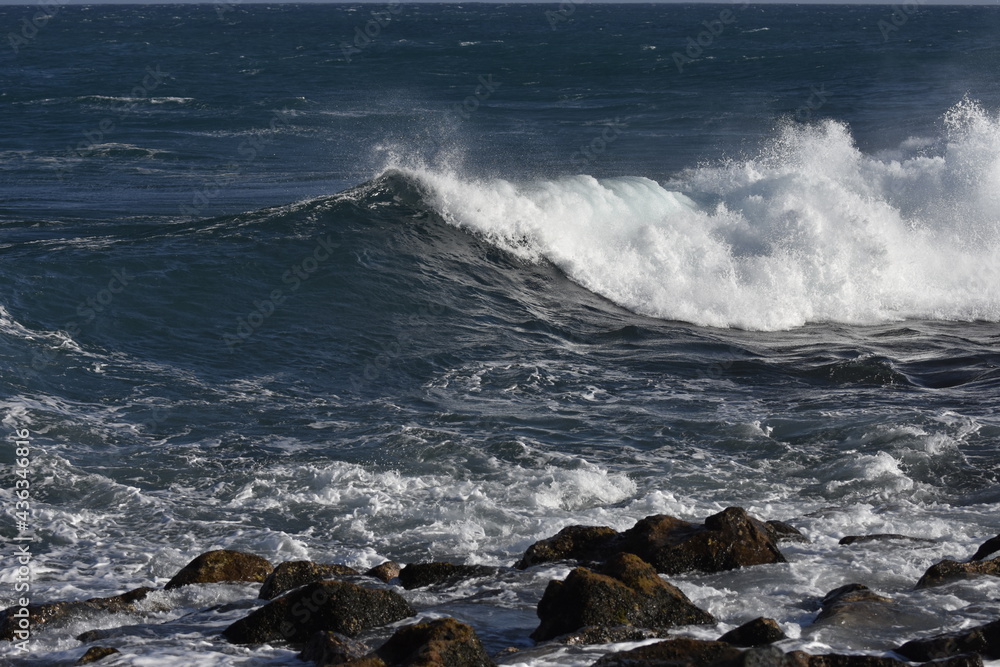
2, 4, 1000, 665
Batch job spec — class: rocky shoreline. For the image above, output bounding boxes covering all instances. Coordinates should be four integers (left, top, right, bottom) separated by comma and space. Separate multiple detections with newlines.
3, 506, 1000, 666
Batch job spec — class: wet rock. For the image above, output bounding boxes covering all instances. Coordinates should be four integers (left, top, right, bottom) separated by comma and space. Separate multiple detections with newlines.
398, 562, 499, 590
299, 631, 370, 666
915, 558, 1000, 589
77, 646, 121, 664
164, 549, 273, 590
0, 587, 155, 641
895, 618, 1000, 661
259, 561, 358, 600
718, 617, 787, 647
969, 535, 1000, 562
619, 507, 787, 576
559, 625, 672, 645
784, 651, 909, 667
358, 617, 495, 667
838, 535, 936, 546
223, 580, 415, 644
366, 561, 402, 583
813, 584, 894, 626
515, 525, 619, 569
530, 552, 714, 642
591, 636, 745, 667
767, 521, 809, 544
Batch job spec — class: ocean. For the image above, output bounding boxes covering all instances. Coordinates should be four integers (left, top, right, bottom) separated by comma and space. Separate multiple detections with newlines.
2, 2, 1000, 665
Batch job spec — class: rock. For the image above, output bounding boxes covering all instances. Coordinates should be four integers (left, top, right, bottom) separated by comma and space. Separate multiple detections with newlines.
813, 584, 894, 626
559, 625, 672, 645
718, 617, 787, 647
164, 549, 273, 590
895, 619, 1000, 661
515, 525, 619, 569
359, 617, 495, 667
259, 561, 359, 600
299, 631, 370, 666
77, 646, 121, 664
916, 558, 1000, 589
590, 636, 746, 667
530, 552, 714, 642
619, 507, 787, 576
766, 521, 809, 543
366, 561, 402, 583
0, 587, 155, 641
398, 562, 499, 590
785, 651, 909, 667
223, 579, 414, 644
969, 535, 1000, 561
838, 535, 936, 546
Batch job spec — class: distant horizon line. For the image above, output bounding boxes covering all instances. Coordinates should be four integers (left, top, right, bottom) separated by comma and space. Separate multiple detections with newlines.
0, 0, 998, 4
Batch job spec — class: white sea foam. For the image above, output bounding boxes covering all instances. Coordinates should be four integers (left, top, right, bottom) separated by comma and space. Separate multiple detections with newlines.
397, 99, 1000, 331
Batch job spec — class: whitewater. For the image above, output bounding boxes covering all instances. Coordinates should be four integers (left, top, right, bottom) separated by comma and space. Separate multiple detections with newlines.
2, 3, 1000, 666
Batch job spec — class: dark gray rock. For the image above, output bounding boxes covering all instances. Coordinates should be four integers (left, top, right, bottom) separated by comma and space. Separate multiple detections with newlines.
0, 587, 155, 641
719, 617, 787, 647
259, 561, 359, 600
397, 562, 499, 590
895, 619, 1000, 661
515, 525, 619, 569
223, 580, 415, 644
299, 631, 370, 666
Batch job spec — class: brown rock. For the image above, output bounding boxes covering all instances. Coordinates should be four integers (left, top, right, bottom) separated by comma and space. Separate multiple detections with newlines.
223, 579, 414, 644
813, 584, 893, 626
514, 525, 619, 569
718, 617, 787, 647
895, 619, 1000, 661
259, 561, 359, 600
530, 552, 714, 642
366, 561, 402, 583
398, 563, 499, 590
970, 535, 1000, 561
299, 631, 370, 666
77, 646, 121, 664
590, 636, 746, 667
838, 534, 936, 546
916, 558, 1000, 589
786, 651, 908, 667
360, 617, 495, 667
0, 587, 155, 641
164, 549, 273, 590
619, 507, 787, 575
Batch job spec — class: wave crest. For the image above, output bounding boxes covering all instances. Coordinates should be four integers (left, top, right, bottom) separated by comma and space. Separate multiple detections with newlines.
387, 100, 1000, 331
